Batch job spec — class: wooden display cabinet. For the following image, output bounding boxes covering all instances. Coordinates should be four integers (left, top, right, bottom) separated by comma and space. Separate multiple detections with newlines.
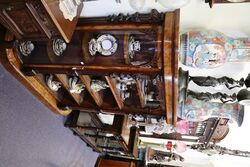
0, 9, 180, 125
65, 110, 139, 157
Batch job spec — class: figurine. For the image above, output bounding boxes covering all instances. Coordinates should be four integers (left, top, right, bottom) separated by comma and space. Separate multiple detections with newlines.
128, 35, 141, 59
110, 74, 136, 101
90, 80, 109, 92
69, 76, 85, 94
46, 74, 61, 92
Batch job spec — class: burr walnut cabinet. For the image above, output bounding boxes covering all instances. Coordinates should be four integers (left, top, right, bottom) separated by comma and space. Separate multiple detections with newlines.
0, 9, 180, 125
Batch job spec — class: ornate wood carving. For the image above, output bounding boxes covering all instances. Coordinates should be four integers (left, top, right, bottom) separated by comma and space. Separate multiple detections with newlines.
107, 9, 164, 24
27, 1, 59, 37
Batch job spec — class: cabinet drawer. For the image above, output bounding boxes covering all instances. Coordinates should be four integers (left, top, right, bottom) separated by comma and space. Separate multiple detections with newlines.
26, 1, 59, 39
0, 1, 58, 40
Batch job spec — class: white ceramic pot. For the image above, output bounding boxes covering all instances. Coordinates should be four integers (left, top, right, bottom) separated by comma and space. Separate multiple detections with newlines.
158, 0, 190, 10
128, 0, 145, 11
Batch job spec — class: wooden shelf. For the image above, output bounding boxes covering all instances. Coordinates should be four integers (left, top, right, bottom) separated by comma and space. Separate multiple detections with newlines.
105, 76, 124, 110
31, 74, 79, 109
135, 80, 145, 108
76, 24, 157, 31
34, 74, 64, 102
79, 75, 104, 107
100, 89, 118, 109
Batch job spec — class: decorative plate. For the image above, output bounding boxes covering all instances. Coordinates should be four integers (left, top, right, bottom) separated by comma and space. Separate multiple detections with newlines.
96, 34, 118, 56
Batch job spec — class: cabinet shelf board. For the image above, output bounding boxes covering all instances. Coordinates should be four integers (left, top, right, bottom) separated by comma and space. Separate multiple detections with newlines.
105, 76, 124, 110
79, 75, 104, 107
76, 24, 156, 31
34, 74, 77, 107
100, 89, 118, 109
135, 80, 145, 108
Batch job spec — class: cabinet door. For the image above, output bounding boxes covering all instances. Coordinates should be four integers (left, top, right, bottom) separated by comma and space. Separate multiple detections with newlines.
0, 2, 48, 40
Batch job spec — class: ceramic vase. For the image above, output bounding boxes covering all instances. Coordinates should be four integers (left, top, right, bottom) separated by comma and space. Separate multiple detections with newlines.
180, 30, 250, 68
178, 96, 244, 127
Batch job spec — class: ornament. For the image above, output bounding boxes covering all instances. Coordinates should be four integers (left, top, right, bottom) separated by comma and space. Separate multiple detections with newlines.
69, 76, 85, 94
90, 80, 109, 92
46, 74, 61, 92
174, 141, 187, 153
52, 38, 67, 56
166, 141, 173, 151
175, 119, 189, 135
19, 41, 35, 56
